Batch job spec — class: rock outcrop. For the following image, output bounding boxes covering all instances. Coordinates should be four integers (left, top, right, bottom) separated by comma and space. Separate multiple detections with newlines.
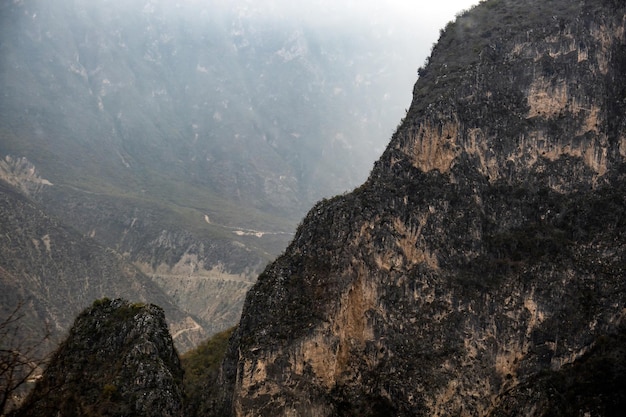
0, 155, 52, 196
210, 1, 626, 416
14, 299, 185, 417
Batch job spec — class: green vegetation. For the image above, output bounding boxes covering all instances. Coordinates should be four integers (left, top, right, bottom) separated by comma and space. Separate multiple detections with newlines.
101, 384, 117, 399
91, 298, 111, 308
181, 327, 235, 416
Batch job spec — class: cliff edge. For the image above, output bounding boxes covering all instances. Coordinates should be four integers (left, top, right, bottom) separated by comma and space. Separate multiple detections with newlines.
212, 1, 626, 416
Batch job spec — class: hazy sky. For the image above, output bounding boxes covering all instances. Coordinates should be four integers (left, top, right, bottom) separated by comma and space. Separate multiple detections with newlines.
198, 0, 483, 103
388, 0, 482, 31
173, 0, 484, 143
174, 0, 482, 61
218, 0, 483, 30
41, 0, 481, 67
287, 0, 483, 104
344, 0, 483, 62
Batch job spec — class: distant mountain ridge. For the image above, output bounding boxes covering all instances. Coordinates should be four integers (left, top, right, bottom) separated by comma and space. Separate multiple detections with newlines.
0, 0, 411, 213
0, 179, 206, 353
0, 0, 421, 350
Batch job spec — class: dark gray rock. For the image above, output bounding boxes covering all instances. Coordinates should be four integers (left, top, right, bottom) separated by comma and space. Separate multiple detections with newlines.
210, 1, 626, 416
15, 299, 185, 417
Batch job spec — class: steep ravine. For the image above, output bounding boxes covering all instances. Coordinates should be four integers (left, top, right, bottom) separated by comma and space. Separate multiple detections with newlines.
211, 1, 626, 416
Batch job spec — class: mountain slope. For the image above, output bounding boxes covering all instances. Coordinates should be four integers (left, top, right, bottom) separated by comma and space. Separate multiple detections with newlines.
0, 0, 414, 221
210, 0, 626, 415
0, 179, 206, 352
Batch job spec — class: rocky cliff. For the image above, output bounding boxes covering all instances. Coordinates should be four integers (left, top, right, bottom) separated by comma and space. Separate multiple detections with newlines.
211, 0, 626, 415
14, 299, 185, 417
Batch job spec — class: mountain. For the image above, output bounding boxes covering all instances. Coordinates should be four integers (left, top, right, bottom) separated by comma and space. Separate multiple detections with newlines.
206, 0, 626, 415
0, 178, 206, 354
13, 299, 185, 417
0, 0, 421, 348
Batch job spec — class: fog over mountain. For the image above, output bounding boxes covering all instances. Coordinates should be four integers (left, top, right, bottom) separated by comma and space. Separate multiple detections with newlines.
0, 0, 478, 351
9, 0, 626, 415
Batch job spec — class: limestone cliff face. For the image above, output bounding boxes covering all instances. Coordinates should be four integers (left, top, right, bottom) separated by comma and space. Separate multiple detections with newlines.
15, 299, 185, 417
211, 1, 626, 416
390, 0, 626, 185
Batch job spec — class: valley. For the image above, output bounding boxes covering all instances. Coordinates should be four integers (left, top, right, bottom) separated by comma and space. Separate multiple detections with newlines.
0, 0, 439, 352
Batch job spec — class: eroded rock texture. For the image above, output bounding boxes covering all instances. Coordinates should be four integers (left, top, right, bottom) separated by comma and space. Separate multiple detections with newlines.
212, 1, 626, 416
15, 299, 185, 417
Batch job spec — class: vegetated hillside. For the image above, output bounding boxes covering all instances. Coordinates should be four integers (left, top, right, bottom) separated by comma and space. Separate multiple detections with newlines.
13, 299, 185, 417
0, 180, 206, 353
208, 0, 626, 415
0, 0, 417, 344
181, 327, 236, 417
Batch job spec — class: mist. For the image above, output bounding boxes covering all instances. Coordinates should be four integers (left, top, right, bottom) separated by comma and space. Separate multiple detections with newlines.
164, 0, 482, 112
1, 0, 481, 221
0, 0, 484, 361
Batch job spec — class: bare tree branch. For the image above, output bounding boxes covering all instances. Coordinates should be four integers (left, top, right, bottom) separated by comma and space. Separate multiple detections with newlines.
0, 301, 51, 416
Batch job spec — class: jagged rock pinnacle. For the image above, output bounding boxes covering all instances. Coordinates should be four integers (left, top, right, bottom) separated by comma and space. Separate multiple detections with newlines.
15, 299, 185, 417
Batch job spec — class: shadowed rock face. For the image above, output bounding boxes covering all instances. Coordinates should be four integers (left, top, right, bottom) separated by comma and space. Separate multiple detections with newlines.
209, 1, 626, 416
15, 299, 185, 417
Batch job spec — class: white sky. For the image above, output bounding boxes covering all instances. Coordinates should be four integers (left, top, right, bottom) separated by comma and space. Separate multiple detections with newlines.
233, 0, 481, 61
174, 0, 484, 118
212, 0, 483, 122
311, 0, 481, 25
201, 0, 482, 29
175, 1, 482, 46
205, 0, 483, 75
390, 0, 482, 32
